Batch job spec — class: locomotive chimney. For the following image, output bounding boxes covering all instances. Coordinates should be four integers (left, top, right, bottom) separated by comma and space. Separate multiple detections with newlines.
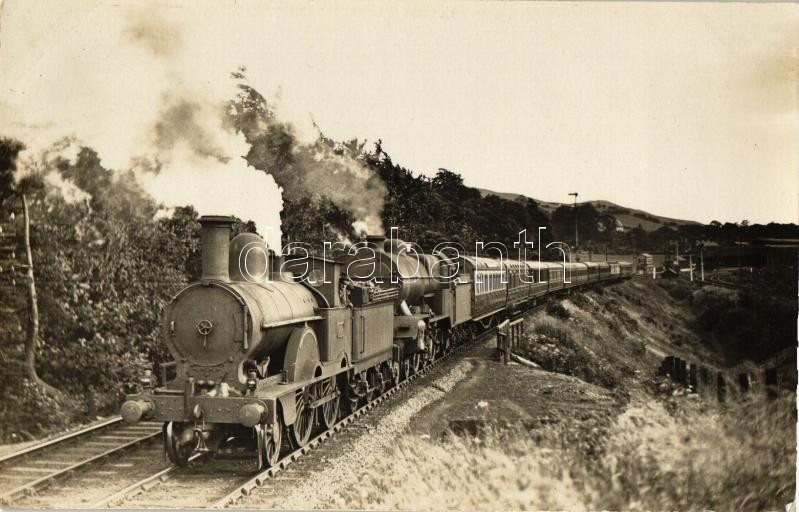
199, 215, 235, 282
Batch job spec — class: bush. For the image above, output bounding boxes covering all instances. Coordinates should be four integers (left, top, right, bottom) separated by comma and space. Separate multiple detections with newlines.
519, 317, 620, 389
590, 394, 796, 510
546, 301, 570, 320
691, 286, 796, 363
354, 394, 796, 510
0, 362, 83, 442
657, 279, 693, 301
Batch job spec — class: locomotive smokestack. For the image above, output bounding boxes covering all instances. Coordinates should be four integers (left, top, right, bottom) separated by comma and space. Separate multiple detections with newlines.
199, 215, 235, 282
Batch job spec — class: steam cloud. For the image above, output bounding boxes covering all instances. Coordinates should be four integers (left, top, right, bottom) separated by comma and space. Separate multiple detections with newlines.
3, 5, 387, 246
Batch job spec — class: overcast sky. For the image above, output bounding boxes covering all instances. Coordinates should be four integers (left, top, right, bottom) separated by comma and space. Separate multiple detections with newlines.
1, 0, 797, 225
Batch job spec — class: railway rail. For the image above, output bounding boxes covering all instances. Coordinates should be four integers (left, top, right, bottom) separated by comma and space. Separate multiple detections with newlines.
210, 332, 480, 509
89, 324, 495, 509
7, 277, 622, 508
7, 278, 604, 509
0, 416, 162, 506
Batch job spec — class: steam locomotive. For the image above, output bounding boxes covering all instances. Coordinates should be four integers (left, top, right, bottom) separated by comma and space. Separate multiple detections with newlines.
121, 216, 633, 469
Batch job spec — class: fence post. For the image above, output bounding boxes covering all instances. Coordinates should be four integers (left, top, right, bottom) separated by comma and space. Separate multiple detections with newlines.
497, 319, 510, 364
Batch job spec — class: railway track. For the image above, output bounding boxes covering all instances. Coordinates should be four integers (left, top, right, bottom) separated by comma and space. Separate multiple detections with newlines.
0, 416, 162, 507
88, 326, 493, 509
3, 281, 623, 509
210, 343, 472, 509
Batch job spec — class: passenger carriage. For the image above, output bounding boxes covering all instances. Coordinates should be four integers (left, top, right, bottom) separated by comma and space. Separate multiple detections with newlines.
120, 218, 636, 473
564, 262, 589, 287
583, 262, 602, 283
505, 259, 529, 307
523, 260, 551, 297
461, 255, 507, 326
619, 261, 633, 278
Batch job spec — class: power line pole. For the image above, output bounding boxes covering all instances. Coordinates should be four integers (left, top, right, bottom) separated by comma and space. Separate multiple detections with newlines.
569, 192, 578, 252
700, 245, 705, 281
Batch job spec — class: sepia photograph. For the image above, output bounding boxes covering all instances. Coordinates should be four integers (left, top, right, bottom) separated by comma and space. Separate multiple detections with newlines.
0, 0, 797, 510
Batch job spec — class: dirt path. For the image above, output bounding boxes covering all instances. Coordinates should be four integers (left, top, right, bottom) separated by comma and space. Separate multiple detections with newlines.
411, 337, 621, 438
230, 335, 623, 510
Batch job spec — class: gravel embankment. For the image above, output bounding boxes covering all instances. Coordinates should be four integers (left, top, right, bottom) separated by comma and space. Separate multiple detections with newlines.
234, 358, 473, 509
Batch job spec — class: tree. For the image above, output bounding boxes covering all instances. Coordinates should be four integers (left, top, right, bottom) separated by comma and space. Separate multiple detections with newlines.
0, 138, 59, 394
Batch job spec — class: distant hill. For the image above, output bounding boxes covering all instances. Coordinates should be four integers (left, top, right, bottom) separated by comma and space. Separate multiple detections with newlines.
477, 188, 702, 232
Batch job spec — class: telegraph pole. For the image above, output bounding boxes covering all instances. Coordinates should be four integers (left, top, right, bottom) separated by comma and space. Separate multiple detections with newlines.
700, 245, 705, 281
569, 192, 578, 251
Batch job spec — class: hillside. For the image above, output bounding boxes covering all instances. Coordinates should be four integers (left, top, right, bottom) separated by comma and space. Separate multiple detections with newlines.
478, 188, 701, 232
309, 279, 795, 511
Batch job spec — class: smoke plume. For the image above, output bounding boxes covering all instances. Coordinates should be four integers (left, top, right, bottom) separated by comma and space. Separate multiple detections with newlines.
230, 80, 388, 236
2, 4, 387, 244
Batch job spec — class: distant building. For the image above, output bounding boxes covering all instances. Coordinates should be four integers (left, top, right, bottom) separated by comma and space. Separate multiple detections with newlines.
638, 253, 654, 274
751, 238, 799, 268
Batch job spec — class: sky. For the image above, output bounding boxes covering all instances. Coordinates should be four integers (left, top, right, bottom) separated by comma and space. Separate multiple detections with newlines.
0, 0, 797, 225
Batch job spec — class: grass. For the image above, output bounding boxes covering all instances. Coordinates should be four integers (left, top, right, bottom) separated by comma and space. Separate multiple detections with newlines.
591, 392, 796, 510
335, 280, 796, 510
337, 393, 795, 511
516, 310, 623, 391
327, 425, 589, 510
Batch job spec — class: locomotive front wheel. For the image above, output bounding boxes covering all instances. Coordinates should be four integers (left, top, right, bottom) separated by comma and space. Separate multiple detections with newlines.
256, 419, 282, 470
164, 422, 192, 467
289, 388, 314, 448
319, 377, 339, 430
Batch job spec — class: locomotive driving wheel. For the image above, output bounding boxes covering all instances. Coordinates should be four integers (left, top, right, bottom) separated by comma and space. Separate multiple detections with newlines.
347, 372, 366, 412
319, 377, 339, 430
389, 361, 401, 388
411, 352, 422, 374
428, 326, 444, 361
424, 330, 436, 365
288, 387, 314, 448
366, 368, 382, 402
164, 422, 192, 466
256, 417, 282, 470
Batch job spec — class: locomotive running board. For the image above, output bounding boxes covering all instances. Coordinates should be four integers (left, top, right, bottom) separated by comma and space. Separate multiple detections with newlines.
261, 315, 323, 329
